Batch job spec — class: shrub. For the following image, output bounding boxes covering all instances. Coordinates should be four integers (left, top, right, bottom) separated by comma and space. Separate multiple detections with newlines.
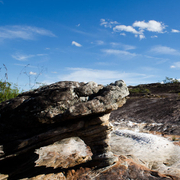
163, 77, 180, 84
0, 80, 19, 103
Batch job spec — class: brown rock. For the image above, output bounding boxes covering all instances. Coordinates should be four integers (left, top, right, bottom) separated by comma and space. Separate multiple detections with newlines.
35, 137, 93, 169
22, 156, 180, 180
0, 80, 129, 179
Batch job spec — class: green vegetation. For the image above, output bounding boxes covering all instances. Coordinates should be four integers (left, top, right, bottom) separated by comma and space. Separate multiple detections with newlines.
129, 87, 151, 94
172, 136, 178, 141
163, 77, 180, 84
0, 80, 20, 103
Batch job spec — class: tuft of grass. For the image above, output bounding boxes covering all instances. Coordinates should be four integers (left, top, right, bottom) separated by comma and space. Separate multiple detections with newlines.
129, 87, 151, 94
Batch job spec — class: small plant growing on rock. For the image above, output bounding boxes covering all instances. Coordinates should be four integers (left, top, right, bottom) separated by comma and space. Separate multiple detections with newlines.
0, 64, 20, 103
0, 80, 19, 103
129, 87, 151, 94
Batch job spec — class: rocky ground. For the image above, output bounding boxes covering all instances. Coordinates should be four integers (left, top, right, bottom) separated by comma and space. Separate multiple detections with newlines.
110, 82, 180, 137
109, 82, 180, 177
1, 81, 180, 179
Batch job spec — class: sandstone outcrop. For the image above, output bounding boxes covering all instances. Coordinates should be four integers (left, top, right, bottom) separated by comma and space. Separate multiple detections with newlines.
7, 156, 180, 180
0, 80, 129, 179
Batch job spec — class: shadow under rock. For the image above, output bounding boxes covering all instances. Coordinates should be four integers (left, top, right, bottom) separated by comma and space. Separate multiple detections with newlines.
0, 150, 98, 180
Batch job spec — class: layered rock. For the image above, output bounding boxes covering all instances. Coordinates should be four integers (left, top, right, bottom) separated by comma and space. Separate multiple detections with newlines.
0, 80, 129, 179
14, 156, 180, 180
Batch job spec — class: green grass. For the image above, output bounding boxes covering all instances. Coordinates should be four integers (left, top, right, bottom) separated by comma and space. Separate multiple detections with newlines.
129, 87, 151, 94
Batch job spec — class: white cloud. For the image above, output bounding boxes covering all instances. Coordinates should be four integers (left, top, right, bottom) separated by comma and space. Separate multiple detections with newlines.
29, 71, 37, 75
0, 1, 3, 4
150, 45, 180, 55
76, 24, 80, 27
0, 25, 55, 40
113, 24, 145, 39
113, 25, 139, 34
72, 41, 82, 47
170, 62, 180, 69
172, 29, 180, 33
139, 34, 145, 40
102, 19, 166, 39
133, 20, 166, 33
100, 19, 119, 28
102, 49, 137, 57
12, 53, 34, 61
120, 33, 126, 36
59, 67, 150, 85
151, 35, 158, 38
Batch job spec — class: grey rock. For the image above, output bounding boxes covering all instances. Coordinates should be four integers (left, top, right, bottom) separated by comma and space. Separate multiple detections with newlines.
0, 80, 129, 179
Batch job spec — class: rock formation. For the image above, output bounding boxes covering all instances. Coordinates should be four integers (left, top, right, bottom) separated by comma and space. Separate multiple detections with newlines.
1, 80, 179, 180
0, 80, 129, 179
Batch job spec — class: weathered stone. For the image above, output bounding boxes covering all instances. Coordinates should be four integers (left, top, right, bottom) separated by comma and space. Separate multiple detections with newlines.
0, 80, 129, 179
35, 137, 93, 169
19, 156, 180, 180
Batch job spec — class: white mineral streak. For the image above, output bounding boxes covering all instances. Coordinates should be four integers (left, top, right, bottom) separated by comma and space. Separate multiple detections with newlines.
111, 119, 163, 133
110, 129, 180, 177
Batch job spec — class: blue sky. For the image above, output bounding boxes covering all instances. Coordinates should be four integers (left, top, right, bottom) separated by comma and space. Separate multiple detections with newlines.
1, 0, 180, 90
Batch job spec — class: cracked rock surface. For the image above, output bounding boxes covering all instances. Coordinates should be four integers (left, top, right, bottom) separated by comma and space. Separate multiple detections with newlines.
0, 80, 129, 179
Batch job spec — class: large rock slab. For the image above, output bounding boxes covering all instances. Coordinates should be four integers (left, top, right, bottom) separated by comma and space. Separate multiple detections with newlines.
0, 80, 129, 179
13, 156, 180, 180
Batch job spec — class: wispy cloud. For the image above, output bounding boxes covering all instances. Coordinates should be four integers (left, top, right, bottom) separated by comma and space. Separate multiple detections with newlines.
37, 54, 47, 56
0, 25, 55, 40
100, 19, 119, 28
170, 62, 180, 69
120, 33, 126, 36
150, 45, 180, 55
151, 35, 158, 38
171, 29, 180, 33
12, 53, 35, 61
144, 55, 169, 64
59, 67, 152, 85
0, 0, 4, 4
96, 40, 104, 45
91, 40, 105, 45
110, 42, 136, 50
102, 49, 137, 57
12, 53, 47, 61
72, 41, 82, 47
